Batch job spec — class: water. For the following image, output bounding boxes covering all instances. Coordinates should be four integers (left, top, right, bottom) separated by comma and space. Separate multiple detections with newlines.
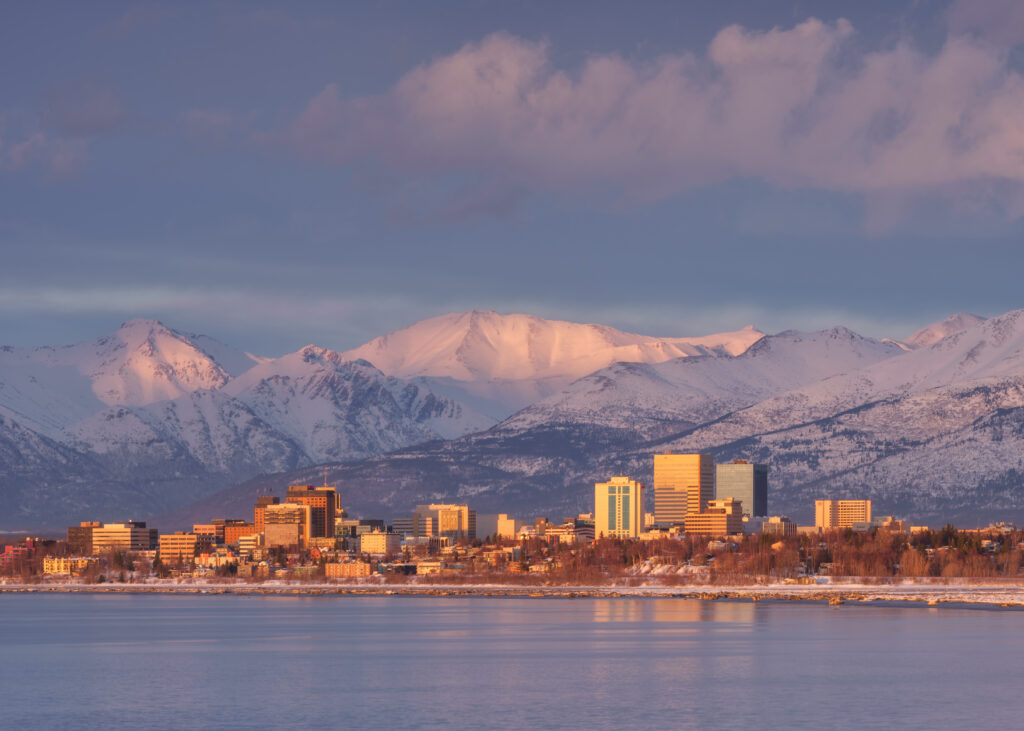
0, 594, 1020, 729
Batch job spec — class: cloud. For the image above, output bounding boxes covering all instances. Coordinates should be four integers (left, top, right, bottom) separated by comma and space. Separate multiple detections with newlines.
271, 20, 1024, 213
0, 127, 88, 178
42, 79, 125, 136
947, 0, 1024, 49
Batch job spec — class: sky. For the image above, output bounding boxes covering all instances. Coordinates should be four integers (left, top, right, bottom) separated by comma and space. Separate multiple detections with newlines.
3, 0, 1024, 356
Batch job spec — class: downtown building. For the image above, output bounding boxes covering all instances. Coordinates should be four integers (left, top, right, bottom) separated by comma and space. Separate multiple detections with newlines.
595, 476, 644, 539
286, 484, 339, 538
815, 500, 872, 529
653, 453, 715, 525
715, 459, 768, 518
684, 498, 744, 536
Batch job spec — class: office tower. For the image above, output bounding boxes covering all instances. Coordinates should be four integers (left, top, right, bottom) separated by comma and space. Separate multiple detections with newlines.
594, 476, 644, 539
254, 496, 280, 535
90, 521, 158, 553
815, 500, 872, 529
264, 503, 312, 549
715, 460, 768, 518
653, 453, 714, 524
683, 498, 744, 535
411, 504, 477, 540
286, 485, 338, 538
67, 521, 101, 555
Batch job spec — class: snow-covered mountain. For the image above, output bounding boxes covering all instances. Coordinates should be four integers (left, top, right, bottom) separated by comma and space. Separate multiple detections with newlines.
500, 327, 905, 437
341, 310, 766, 417
903, 312, 987, 349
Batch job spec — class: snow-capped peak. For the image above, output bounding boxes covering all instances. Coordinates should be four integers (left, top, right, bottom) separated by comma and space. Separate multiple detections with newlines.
340, 310, 765, 382
904, 312, 987, 349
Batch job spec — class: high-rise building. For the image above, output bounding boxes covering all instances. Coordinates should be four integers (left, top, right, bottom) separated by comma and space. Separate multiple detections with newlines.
286, 485, 338, 538
683, 498, 744, 535
254, 496, 280, 535
815, 500, 872, 529
715, 460, 768, 518
594, 476, 644, 539
653, 453, 714, 524
264, 503, 312, 549
67, 521, 101, 555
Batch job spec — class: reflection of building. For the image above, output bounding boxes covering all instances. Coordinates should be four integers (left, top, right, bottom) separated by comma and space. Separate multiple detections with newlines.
264, 503, 311, 549
91, 521, 158, 553
715, 460, 768, 518
654, 453, 714, 524
684, 498, 743, 535
815, 500, 871, 529
762, 515, 797, 537
595, 476, 644, 539
286, 485, 338, 538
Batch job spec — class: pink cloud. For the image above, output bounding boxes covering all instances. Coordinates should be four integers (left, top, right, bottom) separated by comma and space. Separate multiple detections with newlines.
273, 19, 1024, 210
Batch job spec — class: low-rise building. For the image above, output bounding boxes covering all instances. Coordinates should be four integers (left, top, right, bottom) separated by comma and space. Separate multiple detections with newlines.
762, 516, 798, 537
325, 561, 372, 578
42, 556, 96, 575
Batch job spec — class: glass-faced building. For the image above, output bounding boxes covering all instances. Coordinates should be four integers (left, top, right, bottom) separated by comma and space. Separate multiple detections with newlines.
594, 476, 645, 539
714, 460, 768, 518
654, 453, 715, 524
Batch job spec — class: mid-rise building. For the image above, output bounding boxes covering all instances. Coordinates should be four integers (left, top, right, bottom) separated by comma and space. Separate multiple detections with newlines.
595, 476, 645, 539
359, 531, 402, 555
286, 485, 338, 538
762, 515, 798, 537
653, 453, 714, 524
264, 503, 312, 549
815, 500, 872, 529
684, 498, 744, 535
475, 513, 519, 540
67, 521, 101, 555
715, 460, 768, 518
408, 504, 476, 540
158, 532, 214, 563
222, 521, 258, 544
254, 495, 280, 535
91, 521, 158, 553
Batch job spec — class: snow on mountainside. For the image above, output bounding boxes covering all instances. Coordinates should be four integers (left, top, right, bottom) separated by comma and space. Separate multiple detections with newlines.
501, 326, 906, 436
341, 310, 765, 417
904, 312, 987, 349
0, 319, 260, 422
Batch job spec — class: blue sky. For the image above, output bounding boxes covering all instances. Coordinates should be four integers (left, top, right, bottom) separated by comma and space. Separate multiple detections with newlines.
3, 0, 1024, 355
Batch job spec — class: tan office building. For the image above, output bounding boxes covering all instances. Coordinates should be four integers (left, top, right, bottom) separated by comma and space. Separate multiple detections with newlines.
91, 522, 158, 553
815, 500, 872, 529
654, 453, 715, 524
359, 531, 402, 555
410, 504, 476, 540
159, 532, 214, 563
476, 513, 519, 540
684, 498, 743, 535
595, 476, 644, 539
264, 503, 312, 549
286, 485, 338, 538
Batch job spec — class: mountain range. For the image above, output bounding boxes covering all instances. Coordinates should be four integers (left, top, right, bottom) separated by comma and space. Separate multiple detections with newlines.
2, 308, 1021, 530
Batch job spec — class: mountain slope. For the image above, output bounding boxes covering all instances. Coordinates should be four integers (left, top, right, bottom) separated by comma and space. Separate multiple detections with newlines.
904, 312, 987, 349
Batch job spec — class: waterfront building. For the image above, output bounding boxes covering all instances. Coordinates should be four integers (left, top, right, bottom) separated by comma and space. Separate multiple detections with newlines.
595, 476, 645, 539
653, 453, 714, 524
715, 460, 768, 518
684, 498, 744, 535
42, 556, 96, 575
67, 521, 101, 555
325, 561, 372, 578
91, 521, 158, 553
815, 500, 872, 529
358, 531, 402, 555
158, 532, 213, 564
286, 485, 338, 538
254, 496, 280, 535
762, 516, 798, 537
264, 503, 312, 549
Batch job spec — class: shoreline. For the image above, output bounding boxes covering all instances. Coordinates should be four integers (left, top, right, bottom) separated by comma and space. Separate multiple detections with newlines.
3, 580, 1024, 608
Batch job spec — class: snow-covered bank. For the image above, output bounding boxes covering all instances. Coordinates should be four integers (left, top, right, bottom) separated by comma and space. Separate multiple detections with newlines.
3, 578, 1024, 608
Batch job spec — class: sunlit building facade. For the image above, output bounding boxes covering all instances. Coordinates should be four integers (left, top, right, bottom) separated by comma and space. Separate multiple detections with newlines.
715, 460, 768, 518
653, 453, 714, 524
595, 476, 644, 539
815, 500, 872, 529
684, 498, 744, 535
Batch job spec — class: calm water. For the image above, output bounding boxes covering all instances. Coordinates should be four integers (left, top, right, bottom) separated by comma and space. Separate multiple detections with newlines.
0, 594, 1021, 729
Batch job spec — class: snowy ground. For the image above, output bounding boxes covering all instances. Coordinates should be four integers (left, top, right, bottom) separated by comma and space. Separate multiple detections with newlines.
3, 577, 1024, 608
